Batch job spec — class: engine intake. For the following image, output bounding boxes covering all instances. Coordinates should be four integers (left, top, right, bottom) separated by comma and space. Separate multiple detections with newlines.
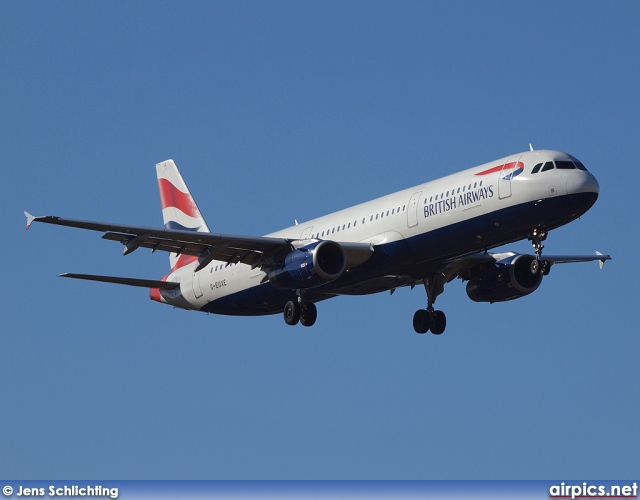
268, 240, 346, 289
466, 254, 543, 303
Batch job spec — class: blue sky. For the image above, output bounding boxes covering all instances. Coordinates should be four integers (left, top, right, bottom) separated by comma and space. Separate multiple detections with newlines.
2, 1, 639, 479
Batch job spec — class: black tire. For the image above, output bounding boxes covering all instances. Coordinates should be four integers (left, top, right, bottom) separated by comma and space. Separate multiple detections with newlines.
542, 260, 551, 276
284, 300, 300, 326
413, 309, 430, 334
430, 310, 446, 335
300, 302, 318, 327
530, 259, 540, 275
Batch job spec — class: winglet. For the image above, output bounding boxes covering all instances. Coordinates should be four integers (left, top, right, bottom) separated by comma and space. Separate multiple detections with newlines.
24, 211, 36, 230
595, 251, 608, 270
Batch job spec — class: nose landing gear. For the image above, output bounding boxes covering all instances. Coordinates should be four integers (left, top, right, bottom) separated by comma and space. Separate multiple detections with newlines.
529, 228, 551, 276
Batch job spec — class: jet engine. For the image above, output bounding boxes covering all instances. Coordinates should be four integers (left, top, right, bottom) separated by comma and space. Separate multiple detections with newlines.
466, 254, 543, 303
268, 240, 346, 289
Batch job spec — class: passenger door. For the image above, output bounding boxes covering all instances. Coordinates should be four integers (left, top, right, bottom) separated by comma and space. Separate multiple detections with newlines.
407, 191, 422, 228
498, 156, 521, 199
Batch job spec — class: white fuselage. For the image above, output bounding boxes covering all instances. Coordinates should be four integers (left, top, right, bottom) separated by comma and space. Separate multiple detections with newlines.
159, 150, 599, 314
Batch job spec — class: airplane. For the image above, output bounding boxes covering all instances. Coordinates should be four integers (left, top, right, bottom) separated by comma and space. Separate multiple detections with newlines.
25, 148, 611, 334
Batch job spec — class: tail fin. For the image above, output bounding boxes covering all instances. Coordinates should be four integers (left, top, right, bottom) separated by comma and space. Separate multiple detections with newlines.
156, 160, 210, 271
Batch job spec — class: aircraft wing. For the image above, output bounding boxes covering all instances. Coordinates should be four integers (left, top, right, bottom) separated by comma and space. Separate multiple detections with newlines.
398, 250, 612, 301
25, 212, 374, 271
542, 252, 611, 269
447, 251, 611, 280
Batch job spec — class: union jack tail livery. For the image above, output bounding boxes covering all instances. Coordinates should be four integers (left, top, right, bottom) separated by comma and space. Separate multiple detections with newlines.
156, 160, 210, 271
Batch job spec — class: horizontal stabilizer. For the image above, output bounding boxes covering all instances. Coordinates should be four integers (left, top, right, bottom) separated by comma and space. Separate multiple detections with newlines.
60, 273, 180, 289
24, 211, 36, 230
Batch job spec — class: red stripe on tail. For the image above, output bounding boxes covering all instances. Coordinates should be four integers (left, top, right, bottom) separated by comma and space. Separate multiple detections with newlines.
158, 178, 202, 219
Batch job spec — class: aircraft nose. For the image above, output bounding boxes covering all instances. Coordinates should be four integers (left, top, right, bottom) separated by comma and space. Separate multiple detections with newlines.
567, 171, 600, 195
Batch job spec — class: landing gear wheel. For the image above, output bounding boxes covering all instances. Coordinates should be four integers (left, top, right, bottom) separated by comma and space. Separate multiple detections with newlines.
414, 276, 449, 335
284, 300, 300, 326
413, 309, 430, 334
530, 259, 540, 275
430, 310, 447, 335
542, 260, 551, 276
300, 302, 317, 327
529, 229, 553, 277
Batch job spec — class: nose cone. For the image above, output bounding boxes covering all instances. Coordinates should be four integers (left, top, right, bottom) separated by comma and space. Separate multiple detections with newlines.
567, 171, 600, 196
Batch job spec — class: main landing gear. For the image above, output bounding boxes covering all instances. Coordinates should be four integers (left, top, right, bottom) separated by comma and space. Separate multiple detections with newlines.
284, 291, 317, 327
413, 308, 446, 335
529, 228, 551, 276
413, 276, 447, 335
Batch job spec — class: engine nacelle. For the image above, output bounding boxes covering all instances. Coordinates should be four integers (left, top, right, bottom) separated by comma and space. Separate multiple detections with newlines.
466, 254, 543, 303
268, 240, 346, 289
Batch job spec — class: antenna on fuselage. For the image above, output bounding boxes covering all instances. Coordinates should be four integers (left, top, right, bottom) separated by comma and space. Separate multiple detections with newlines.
529, 143, 534, 151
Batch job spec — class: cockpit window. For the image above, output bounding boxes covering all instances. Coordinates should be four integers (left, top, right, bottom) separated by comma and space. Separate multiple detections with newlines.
556, 160, 576, 170
568, 154, 588, 171
531, 163, 542, 174
541, 161, 555, 172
